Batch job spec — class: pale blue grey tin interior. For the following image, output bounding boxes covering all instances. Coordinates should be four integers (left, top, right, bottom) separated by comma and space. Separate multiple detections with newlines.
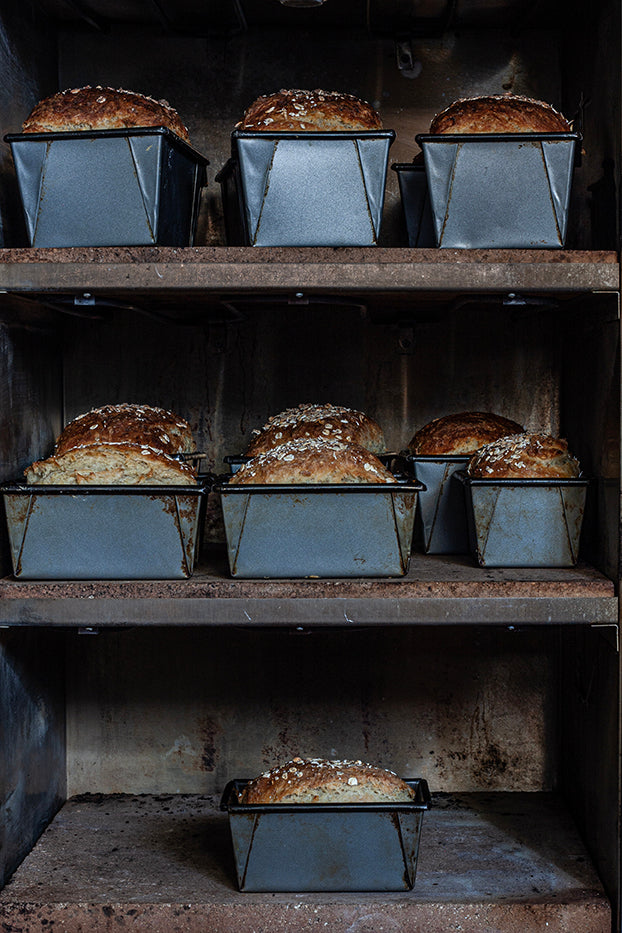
410, 455, 470, 554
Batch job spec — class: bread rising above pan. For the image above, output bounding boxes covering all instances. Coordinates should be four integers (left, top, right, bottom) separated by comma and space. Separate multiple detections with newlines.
238, 88, 383, 131
467, 433, 581, 479
409, 411, 525, 456
54, 403, 196, 457
21, 85, 190, 142
25, 442, 197, 485
233, 437, 394, 484
429, 94, 571, 135
245, 403, 386, 456
238, 757, 415, 804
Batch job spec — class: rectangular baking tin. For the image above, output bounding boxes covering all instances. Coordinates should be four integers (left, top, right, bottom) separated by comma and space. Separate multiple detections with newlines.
410, 455, 470, 553
221, 777, 430, 892
415, 132, 580, 248
391, 162, 436, 247
455, 472, 588, 567
5, 127, 208, 247
215, 479, 423, 578
218, 129, 395, 246
1, 483, 207, 580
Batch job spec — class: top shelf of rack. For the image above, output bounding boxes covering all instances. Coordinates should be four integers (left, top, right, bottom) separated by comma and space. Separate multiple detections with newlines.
0, 248, 618, 300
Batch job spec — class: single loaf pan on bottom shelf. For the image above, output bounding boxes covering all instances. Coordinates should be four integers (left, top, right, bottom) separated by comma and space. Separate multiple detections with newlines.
409, 455, 470, 554
415, 131, 581, 248
214, 478, 423, 578
455, 472, 589, 567
220, 777, 431, 892
5, 126, 208, 247
391, 162, 436, 247
216, 129, 395, 246
1, 482, 207, 580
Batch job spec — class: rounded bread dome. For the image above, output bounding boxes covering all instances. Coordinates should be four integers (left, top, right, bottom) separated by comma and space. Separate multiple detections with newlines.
233, 437, 394, 484
467, 432, 581, 479
429, 94, 571, 135
54, 403, 196, 457
24, 441, 197, 486
409, 411, 525, 456
238, 88, 383, 132
245, 402, 386, 457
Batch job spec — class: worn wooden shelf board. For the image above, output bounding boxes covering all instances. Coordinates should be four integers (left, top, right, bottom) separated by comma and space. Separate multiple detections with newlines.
0, 247, 618, 295
0, 553, 616, 626
0, 791, 610, 933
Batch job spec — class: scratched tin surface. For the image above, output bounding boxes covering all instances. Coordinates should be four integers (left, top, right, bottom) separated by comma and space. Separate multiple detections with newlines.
5, 127, 208, 247
456, 473, 589, 567
410, 456, 470, 554
415, 132, 580, 248
1, 484, 206, 579
218, 130, 395, 246
216, 481, 422, 578
221, 777, 430, 892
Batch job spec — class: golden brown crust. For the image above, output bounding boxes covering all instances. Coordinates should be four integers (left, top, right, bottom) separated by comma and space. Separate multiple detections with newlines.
245, 403, 386, 456
467, 433, 581, 479
429, 95, 571, 135
22, 86, 190, 142
25, 442, 197, 486
54, 403, 196, 457
239, 757, 415, 805
233, 437, 394, 485
239, 88, 382, 132
409, 411, 525, 456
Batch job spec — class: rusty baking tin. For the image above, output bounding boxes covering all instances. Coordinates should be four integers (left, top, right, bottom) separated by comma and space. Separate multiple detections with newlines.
409, 455, 470, 554
391, 162, 436, 247
220, 777, 430, 892
5, 127, 208, 247
215, 477, 423, 578
1, 483, 207, 579
216, 129, 395, 246
415, 132, 581, 248
455, 472, 589, 567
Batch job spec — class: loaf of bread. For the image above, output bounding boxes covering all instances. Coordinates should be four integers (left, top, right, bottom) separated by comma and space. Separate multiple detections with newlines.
238, 88, 383, 131
467, 433, 581, 479
429, 94, 571, 135
245, 403, 386, 457
22, 85, 190, 142
54, 403, 196, 457
409, 411, 525, 456
25, 442, 197, 485
239, 757, 415, 804
232, 437, 394, 485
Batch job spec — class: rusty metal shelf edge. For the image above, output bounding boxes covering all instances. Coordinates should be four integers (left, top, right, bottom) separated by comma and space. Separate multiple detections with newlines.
0, 595, 617, 627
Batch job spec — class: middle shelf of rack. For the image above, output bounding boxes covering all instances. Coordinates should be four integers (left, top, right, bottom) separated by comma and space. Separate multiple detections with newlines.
0, 552, 616, 627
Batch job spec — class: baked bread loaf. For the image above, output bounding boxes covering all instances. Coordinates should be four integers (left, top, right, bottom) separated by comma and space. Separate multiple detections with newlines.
238, 88, 382, 131
467, 433, 581, 479
239, 757, 415, 804
233, 437, 394, 485
25, 442, 197, 486
22, 85, 190, 142
245, 403, 386, 456
429, 94, 571, 135
409, 411, 525, 456
54, 403, 196, 457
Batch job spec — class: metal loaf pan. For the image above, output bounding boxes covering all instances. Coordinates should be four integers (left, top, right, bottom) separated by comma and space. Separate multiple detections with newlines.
391, 162, 436, 247
1, 482, 207, 580
215, 477, 423, 578
5, 127, 208, 247
409, 455, 470, 554
415, 131, 581, 248
216, 129, 396, 246
455, 472, 589, 567
220, 777, 431, 892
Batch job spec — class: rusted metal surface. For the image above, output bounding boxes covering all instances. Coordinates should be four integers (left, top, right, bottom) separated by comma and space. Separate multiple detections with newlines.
0, 792, 610, 931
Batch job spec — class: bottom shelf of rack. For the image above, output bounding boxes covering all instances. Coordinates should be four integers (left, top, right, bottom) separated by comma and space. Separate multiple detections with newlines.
0, 791, 610, 932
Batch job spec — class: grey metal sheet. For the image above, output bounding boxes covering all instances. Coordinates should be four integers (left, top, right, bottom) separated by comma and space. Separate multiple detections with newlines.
416, 132, 580, 248
221, 777, 430, 892
5, 128, 208, 248
216, 482, 421, 578
391, 162, 436, 247
411, 456, 470, 554
458, 473, 589, 568
2, 484, 205, 580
